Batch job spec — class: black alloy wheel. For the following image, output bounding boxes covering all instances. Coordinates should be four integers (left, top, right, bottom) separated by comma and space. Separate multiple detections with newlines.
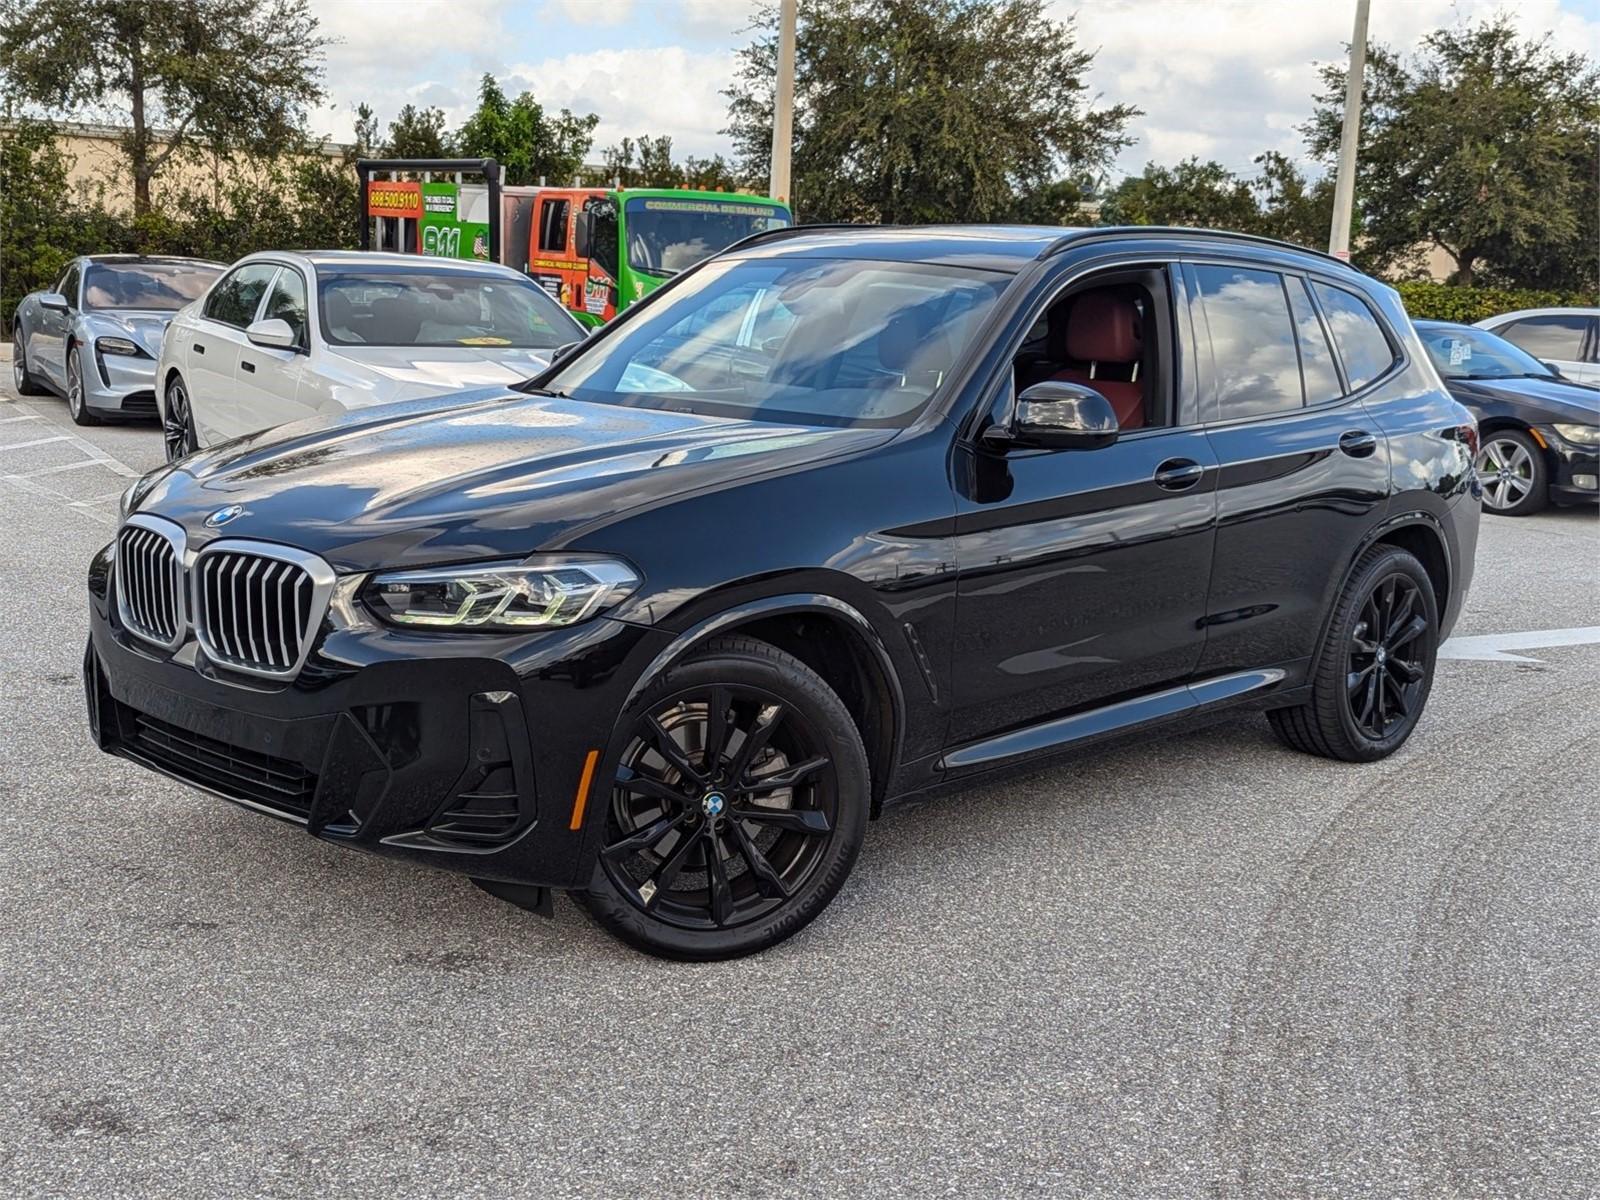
163, 377, 196, 461
1268, 544, 1439, 762
577, 637, 868, 960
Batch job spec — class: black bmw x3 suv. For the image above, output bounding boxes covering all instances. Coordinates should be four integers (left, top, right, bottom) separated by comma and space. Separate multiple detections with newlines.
86, 225, 1480, 959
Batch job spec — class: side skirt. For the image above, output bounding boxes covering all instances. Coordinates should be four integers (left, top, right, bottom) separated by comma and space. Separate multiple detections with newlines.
936, 667, 1288, 772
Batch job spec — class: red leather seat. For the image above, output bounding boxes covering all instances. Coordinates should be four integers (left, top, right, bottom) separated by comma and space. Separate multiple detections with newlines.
1048, 291, 1146, 430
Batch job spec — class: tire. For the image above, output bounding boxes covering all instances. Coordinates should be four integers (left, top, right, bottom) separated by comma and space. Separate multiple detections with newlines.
1475, 428, 1548, 516
11, 328, 47, 395
65, 345, 101, 426
574, 635, 870, 960
1267, 544, 1439, 763
162, 375, 197, 461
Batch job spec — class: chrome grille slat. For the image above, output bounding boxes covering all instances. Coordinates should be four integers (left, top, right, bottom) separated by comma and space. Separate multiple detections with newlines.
116, 519, 183, 648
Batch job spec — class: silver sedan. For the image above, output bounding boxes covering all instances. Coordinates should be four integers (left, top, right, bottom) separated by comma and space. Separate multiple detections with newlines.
11, 255, 223, 425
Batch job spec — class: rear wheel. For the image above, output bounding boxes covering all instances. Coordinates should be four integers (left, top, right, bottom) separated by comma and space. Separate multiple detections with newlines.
162, 376, 197, 461
1268, 544, 1439, 763
1476, 429, 1548, 516
65, 345, 101, 426
11, 329, 47, 395
575, 636, 869, 960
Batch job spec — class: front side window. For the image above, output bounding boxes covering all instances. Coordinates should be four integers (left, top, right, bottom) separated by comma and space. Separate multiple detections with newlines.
623, 197, 793, 277
84, 261, 219, 311
1194, 265, 1303, 419
1417, 325, 1555, 381
587, 198, 619, 279
262, 269, 309, 347
204, 263, 279, 329
316, 267, 573, 349
1499, 315, 1589, 363
546, 256, 1009, 428
1312, 281, 1396, 390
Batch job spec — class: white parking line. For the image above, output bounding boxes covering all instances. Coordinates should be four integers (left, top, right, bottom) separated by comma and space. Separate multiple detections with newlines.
1438, 626, 1600, 663
0, 435, 70, 452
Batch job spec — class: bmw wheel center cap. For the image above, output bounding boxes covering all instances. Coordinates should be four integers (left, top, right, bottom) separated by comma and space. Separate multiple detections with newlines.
702, 792, 727, 818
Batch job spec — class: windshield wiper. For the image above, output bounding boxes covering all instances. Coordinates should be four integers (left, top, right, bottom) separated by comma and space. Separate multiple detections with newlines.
513, 382, 569, 398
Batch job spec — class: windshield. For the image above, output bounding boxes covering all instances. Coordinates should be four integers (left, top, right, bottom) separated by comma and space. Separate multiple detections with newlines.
544, 256, 1010, 428
623, 197, 793, 276
83, 261, 220, 311
1418, 324, 1555, 380
316, 267, 577, 349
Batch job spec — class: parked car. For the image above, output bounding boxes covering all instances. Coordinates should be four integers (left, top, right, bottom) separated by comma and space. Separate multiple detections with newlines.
11, 255, 223, 425
86, 226, 1480, 960
1415, 320, 1599, 515
156, 250, 587, 460
1474, 307, 1599, 383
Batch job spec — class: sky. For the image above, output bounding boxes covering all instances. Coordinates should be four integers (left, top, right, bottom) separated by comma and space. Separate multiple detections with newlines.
310, 0, 1600, 180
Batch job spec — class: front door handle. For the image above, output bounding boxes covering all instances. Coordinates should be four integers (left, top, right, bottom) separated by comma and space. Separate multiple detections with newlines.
241, 360, 256, 374
1339, 430, 1378, 457
1154, 459, 1206, 491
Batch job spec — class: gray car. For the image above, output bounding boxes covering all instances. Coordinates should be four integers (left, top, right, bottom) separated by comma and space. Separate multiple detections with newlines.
11, 255, 223, 425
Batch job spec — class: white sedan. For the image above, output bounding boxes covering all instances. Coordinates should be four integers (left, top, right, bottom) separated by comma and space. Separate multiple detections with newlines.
156, 250, 587, 459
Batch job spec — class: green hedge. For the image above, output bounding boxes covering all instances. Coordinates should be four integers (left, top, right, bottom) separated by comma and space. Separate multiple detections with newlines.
1394, 280, 1596, 323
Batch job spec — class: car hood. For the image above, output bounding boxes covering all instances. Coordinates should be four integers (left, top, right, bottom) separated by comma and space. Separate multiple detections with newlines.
1449, 374, 1600, 423
137, 391, 893, 573
88, 310, 174, 357
329, 345, 554, 389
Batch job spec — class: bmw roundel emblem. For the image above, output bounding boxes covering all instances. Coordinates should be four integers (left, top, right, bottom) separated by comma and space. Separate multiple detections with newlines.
204, 504, 245, 528
702, 792, 727, 818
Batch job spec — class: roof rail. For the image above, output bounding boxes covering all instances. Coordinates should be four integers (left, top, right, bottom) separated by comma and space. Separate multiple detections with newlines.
1044, 226, 1352, 267
719, 222, 878, 256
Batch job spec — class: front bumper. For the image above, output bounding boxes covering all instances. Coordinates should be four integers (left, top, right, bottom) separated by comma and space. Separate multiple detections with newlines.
1542, 426, 1599, 505
84, 542, 666, 890
85, 345, 158, 417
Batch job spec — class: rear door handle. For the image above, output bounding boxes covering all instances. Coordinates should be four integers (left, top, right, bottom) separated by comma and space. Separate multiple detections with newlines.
241, 360, 256, 374
1154, 459, 1206, 491
1339, 430, 1378, 457
193, 342, 206, 355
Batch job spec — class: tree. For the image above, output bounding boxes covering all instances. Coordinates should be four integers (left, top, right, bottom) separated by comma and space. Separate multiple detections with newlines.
1249, 151, 1334, 250
724, 0, 1137, 223
1098, 158, 1259, 230
0, 0, 328, 217
386, 104, 451, 158
1306, 17, 1600, 288
454, 74, 598, 185
353, 103, 381, 158
600, 134, 738, 190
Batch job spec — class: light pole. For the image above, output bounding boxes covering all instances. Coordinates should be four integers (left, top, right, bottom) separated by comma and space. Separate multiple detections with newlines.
1328, 0, 1371, 260
770, 0, 797, 205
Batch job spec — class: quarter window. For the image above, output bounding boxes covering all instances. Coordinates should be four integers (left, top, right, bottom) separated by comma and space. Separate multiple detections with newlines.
261, 269, 309, 347
1194, 265, 1303, 419
204, 263, 279, 329
1287, 277, 1342, 405
1311, 281, 1396, 390
1498, 315, 1589, 363
58, 263, 82, 309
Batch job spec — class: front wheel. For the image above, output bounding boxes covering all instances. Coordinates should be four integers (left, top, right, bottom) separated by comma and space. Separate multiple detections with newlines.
162, 376, 197, 461
575, 636, 869, 960
1476, 429, 1548, 516
65, 345, 101, 426
1268, 544, 1439, 762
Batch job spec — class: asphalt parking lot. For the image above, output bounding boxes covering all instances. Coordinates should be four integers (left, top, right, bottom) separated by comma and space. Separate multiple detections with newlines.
2, 367, 1596, 1199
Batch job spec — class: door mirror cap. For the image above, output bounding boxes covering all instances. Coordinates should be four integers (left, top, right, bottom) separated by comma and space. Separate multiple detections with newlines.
573, 212, 592, 260
245, 318, 298, 350
1541, 360, 1566, 378
987, 381, 1121, 451
550, 340, 582, 365
38, 292, 69, 312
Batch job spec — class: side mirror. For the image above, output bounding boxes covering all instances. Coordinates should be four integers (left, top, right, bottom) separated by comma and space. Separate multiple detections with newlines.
550, 340, 582, 365
984, 380, 1120, 451
573, 212, 592, 260
1542, 361, 1565, 378
245, 318, 299, 351
38, 292, 69, 312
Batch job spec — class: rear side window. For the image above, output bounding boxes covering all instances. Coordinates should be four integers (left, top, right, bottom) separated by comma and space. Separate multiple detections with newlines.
262, 269, 309, 347
1498, 315, 1589, 362
204, 263, 278, 329
1194, 264, 1303, 419
1287, 277, 1342, 405
1312, 281, 1396, 390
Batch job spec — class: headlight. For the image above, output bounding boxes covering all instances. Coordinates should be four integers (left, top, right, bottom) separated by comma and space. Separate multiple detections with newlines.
362, 557, 640, 631
118, 465, 172, 519
1552, 423, 1599, 446
98, 336, 142, 356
